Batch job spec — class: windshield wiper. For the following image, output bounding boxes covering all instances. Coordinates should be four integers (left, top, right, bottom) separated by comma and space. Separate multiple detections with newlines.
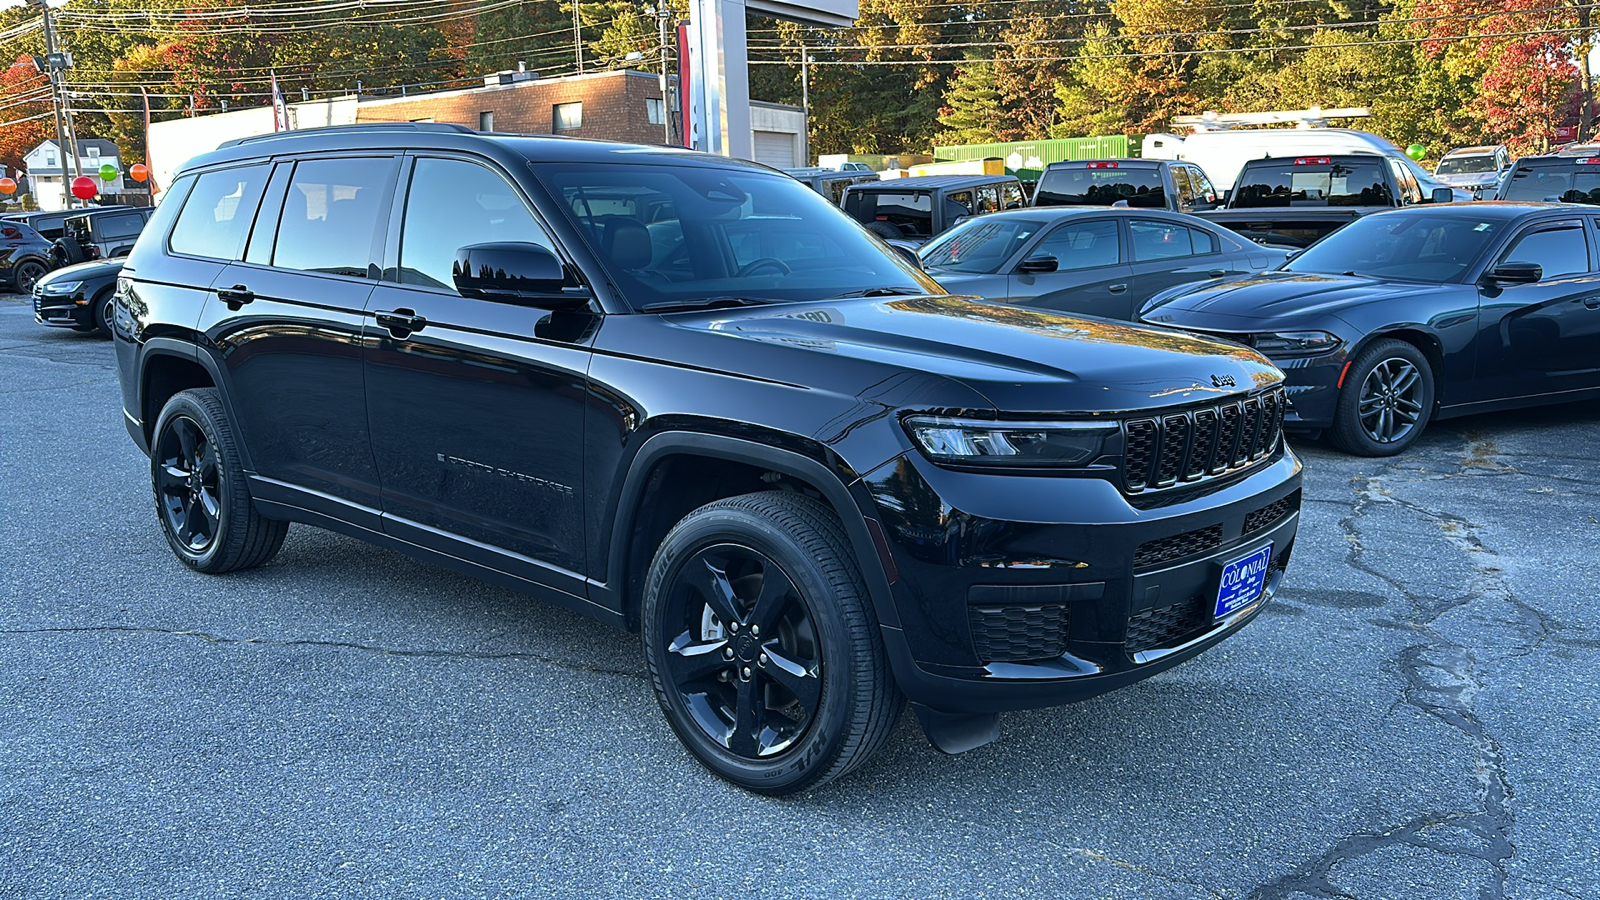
640, 296, 776, 313
826, 286, 928, 300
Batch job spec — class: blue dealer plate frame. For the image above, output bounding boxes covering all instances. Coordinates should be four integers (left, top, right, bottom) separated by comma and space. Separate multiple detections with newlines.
1215, 544, 1272, 620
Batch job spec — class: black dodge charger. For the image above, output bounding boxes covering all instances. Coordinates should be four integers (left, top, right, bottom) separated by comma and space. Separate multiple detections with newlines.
1141, 202, 1600, 455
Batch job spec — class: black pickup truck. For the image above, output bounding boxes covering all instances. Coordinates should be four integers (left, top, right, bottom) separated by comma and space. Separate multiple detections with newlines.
1195, 154, 1455, 248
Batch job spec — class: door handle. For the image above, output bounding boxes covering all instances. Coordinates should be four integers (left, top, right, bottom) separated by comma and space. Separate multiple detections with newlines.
216, 285, 254, 310
1108, 283, 1128, 294
1207, 269, 1228, 278
1585, 297, 1600, 310
374, 308, 427, 337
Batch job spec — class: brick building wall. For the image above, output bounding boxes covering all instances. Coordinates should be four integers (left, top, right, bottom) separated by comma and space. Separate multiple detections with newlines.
357, 70, 669, 145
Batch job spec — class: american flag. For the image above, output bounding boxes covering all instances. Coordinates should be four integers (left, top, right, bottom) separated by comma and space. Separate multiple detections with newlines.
270, 70, 289, 132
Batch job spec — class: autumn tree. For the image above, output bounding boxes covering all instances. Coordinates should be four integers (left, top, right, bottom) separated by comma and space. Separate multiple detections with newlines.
0, 57, 54, 175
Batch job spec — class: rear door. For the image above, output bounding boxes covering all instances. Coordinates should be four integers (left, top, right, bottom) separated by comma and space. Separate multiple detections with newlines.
1126, 216, 1239, 307
1006, 216, 1136, 319
1475, 217, 1600, 399
94, 211, 147, 257
200, 154, 398, 523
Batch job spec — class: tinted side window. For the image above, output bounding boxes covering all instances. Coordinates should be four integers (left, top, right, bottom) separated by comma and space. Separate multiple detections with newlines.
1031, 219, 1121, 270
399, 157, 557, 291
1171, 166, 1194, 205
273, 157, 394, 277
97, 213, 145, 240
1130, 219, 1216, 260
170, 165, 269, 260
1501, 225, 1590, 280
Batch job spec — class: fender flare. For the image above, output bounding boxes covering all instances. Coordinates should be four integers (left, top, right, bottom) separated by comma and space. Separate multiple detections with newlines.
603, 431, 900, 632
136, 337, 256, 471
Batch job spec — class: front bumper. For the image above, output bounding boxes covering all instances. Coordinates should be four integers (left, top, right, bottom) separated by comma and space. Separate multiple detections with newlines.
860, 446, 1302, 714
32, 285, 94, 328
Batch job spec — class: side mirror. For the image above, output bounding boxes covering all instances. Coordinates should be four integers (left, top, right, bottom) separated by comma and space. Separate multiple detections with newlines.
1018, 254, 1059, 274
887, 242, 922, 269
1283, 248, 1305, 262
1486, 261, 1542, 284
1430, 187, 1455, 204
452, 242, 587, 309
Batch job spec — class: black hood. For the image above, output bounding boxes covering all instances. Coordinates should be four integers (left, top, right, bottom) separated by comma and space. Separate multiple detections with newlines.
1141, 272, 1460, 331
676, 295, 1282, 415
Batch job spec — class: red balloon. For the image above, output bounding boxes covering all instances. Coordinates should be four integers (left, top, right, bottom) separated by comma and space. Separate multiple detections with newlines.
71, 175, 98, 200
129, 163, 149, 183
0, 178, 15, 195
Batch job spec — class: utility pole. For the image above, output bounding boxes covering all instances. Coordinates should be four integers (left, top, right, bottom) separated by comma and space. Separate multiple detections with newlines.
800, 44, 810, 166
29, 0, 80, 209
1579, 1, 1594, 142
574, 2, 585, 74
658, 3, 673, 144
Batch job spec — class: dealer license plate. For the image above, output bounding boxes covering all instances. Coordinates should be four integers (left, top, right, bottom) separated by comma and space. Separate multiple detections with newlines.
1215, 544, 1272, 620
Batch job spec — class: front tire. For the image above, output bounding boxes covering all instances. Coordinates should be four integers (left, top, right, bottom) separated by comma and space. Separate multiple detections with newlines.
151, 388, 287, 573
1329, 338, 1434, 456
92, 288, 115, 337
14, 260, 46, 294
641, 492, 901, 794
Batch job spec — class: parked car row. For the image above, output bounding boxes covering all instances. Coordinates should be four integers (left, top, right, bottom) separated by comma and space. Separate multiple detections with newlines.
3, 205, 149, 313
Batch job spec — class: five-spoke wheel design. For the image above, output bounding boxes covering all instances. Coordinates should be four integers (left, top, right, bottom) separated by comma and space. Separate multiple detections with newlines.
15, 260, 46, 294
150, 388, 288, 573
1331, 338, 1435, 456
1356, 357, 1424, 445
642, 492, 901, 794
661, 544, 822, 759
155, 414, 221, 553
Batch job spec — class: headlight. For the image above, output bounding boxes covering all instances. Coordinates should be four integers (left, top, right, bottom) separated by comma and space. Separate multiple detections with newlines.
42, 280, 83, 294
905, 416, 1117, 468
1250, 330, 1342, 357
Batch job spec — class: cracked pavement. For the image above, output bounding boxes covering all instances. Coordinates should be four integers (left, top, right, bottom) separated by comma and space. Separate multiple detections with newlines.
2, 295, 1597, 899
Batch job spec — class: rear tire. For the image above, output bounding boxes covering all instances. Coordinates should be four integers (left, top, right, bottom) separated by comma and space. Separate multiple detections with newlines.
1329, 338, 1434, 456
641, 491, 901, 794
151, 388, 287, 573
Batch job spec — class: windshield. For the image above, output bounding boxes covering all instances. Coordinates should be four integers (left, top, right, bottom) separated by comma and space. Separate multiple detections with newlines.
1034, 167, 1165, 207
919, 217, 1044, 274
1500, 166, 1600, 204
1282, 212, 1501, 282
534, 163, 940, 310
1437, 156, 1498, 176
1232, 161, 1391, 207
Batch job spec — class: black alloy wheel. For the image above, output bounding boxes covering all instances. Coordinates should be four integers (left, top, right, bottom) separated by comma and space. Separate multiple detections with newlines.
661, 543, 822, 759
150, 388, 288, 573
1330, 338, 1435, 456
642, 492, 901, 794
14, 260, 46, 294
155, 412, 222, 554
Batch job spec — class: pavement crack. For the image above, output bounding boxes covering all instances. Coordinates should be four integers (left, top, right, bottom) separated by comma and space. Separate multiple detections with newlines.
0, 624, 644, 680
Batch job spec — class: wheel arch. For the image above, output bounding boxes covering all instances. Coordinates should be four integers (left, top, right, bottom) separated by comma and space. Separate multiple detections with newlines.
139, 341, 222, 448
1347, 327, 1445, 406
603, 431, 899, 635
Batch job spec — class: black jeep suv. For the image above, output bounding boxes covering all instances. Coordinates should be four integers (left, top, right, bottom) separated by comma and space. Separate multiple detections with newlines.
112, 124, 1302, 793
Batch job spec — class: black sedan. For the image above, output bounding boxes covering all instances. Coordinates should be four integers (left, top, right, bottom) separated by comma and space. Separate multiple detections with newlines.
32, 257, 123, 336
1140, 202, 1600, 455
1, 220, 54, 295
919, 208, 1287, 321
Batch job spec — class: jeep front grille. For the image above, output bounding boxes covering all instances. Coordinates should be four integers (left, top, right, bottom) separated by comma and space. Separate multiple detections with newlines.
1121, 387, 1285, 493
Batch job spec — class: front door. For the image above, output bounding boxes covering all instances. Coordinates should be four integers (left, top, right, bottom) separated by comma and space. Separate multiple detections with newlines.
1476, 218, 1600, 399
1008, 217, 1136, 319
364, 154, 595, 594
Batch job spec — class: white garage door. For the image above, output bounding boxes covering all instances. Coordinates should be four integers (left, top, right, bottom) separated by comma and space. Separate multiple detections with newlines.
752, 130, 797, 168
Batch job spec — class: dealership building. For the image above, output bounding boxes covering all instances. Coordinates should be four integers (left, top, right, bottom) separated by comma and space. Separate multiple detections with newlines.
146, 68, 806, 192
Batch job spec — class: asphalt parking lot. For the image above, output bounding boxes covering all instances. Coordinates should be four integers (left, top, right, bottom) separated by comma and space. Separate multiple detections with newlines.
2, 293, 1597, 900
